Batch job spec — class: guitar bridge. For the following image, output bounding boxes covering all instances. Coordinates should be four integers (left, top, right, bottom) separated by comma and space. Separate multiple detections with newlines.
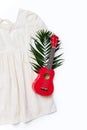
40, 87, 48, 91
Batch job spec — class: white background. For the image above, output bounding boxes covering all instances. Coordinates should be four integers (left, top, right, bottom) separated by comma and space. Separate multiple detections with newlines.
0, 0, 87, 129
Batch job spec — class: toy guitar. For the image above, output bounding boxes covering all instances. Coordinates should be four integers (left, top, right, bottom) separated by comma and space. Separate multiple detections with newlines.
32, 35, 59, 96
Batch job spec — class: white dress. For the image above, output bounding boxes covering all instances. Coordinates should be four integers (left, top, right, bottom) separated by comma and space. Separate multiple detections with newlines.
0, 8, 57, 124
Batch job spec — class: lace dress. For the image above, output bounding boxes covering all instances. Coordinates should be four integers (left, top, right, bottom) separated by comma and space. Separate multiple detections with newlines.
0, 8, 56, 124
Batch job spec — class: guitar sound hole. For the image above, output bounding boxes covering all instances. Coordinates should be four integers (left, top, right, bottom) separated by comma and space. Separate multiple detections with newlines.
40, 87, 48, 91
44, 73, 50, 80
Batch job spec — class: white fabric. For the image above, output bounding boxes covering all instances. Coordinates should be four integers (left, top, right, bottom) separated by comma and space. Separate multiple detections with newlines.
0, 8, 57, 124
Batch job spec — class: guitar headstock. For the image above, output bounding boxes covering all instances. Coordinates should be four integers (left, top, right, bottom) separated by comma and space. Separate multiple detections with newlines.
50, 34, 59, 48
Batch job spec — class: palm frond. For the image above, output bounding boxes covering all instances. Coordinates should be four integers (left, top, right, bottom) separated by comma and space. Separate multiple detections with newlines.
30, 29, 64, 73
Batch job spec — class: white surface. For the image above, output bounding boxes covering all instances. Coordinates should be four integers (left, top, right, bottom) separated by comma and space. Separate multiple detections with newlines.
0, 0, 87, 129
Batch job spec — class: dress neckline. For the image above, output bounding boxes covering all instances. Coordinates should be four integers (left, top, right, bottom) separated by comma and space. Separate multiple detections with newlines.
0, 8, 35, 29
0, 9, 22, 25
0, 8, 29, 28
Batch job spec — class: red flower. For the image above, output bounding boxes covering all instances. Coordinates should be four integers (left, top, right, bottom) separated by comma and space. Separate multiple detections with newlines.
50, 34, 59, 48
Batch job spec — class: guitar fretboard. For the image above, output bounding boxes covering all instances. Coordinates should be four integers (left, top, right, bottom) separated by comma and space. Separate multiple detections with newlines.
46, 48, 56, 70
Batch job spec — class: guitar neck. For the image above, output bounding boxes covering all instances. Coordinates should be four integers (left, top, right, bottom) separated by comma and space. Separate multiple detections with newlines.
46, 48, 56, 70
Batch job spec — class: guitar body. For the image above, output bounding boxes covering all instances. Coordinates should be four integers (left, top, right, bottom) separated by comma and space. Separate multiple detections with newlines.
32, 67, 55, 96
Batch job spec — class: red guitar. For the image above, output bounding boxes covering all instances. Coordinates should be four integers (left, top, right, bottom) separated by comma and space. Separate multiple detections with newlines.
32, 35, 59, 96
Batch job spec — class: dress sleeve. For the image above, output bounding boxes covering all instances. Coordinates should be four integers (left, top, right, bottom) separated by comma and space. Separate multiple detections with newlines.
26, 10, 48, 80
27, 11, 48, 38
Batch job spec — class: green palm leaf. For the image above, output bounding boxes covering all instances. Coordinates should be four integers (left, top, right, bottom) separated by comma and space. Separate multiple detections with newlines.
30, 29, 64, 73
52, 62, 63, 69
